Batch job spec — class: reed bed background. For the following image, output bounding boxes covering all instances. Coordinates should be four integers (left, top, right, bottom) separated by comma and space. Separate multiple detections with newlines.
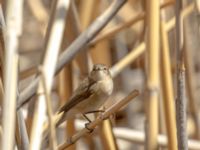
0, 0, 200, 149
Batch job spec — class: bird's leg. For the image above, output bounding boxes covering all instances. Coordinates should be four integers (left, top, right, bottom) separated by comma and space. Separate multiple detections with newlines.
82, 113, 92, 123
86, 110, 112, 120
82, 113, 93, 133
85, 110, 104, 115
85, 110, 115, 121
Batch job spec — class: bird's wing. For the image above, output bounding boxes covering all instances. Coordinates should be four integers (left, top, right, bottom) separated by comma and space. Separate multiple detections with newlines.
58, 77, 97, 113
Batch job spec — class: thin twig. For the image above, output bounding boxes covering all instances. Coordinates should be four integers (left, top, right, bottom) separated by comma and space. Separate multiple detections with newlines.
57, 90, 139, 149
17, 0, 128, 109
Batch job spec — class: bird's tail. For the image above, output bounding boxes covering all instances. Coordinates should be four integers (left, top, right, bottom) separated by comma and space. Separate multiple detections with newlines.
42, 112, 66, 143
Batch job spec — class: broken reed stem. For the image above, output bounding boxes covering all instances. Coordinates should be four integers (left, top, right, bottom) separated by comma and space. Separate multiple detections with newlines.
90, 0, 174, 46
145, 0, 160, 149
57, 90, 139, 149
17, 0, 127, 109
1, 0, 23, 149
40, 68, 57, 150
160, 21, 177, 150
175, 0, 188, 149
29, 0, 70, 150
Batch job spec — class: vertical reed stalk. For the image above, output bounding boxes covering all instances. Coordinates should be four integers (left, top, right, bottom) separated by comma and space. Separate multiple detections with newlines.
99, 119, 118, 150
1, 0, 23, 149
175, 0, 188, 149
145, 0, 160, 149
160, 21, 177, 150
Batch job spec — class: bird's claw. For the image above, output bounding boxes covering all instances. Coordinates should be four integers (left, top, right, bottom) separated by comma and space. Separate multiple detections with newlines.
85, 122, 93, 133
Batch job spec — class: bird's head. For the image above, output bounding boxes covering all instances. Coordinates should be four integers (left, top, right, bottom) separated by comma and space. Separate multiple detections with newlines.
89, 64, 111, 81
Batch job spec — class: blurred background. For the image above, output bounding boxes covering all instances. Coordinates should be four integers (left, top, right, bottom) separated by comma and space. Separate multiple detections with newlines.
0, 0, 200, 149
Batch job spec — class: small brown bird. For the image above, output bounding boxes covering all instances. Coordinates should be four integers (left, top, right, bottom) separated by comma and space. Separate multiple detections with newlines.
55, 64, 113, 126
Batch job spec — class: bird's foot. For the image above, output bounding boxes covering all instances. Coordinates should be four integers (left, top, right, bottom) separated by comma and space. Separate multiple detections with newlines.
85, 122, 93, 133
